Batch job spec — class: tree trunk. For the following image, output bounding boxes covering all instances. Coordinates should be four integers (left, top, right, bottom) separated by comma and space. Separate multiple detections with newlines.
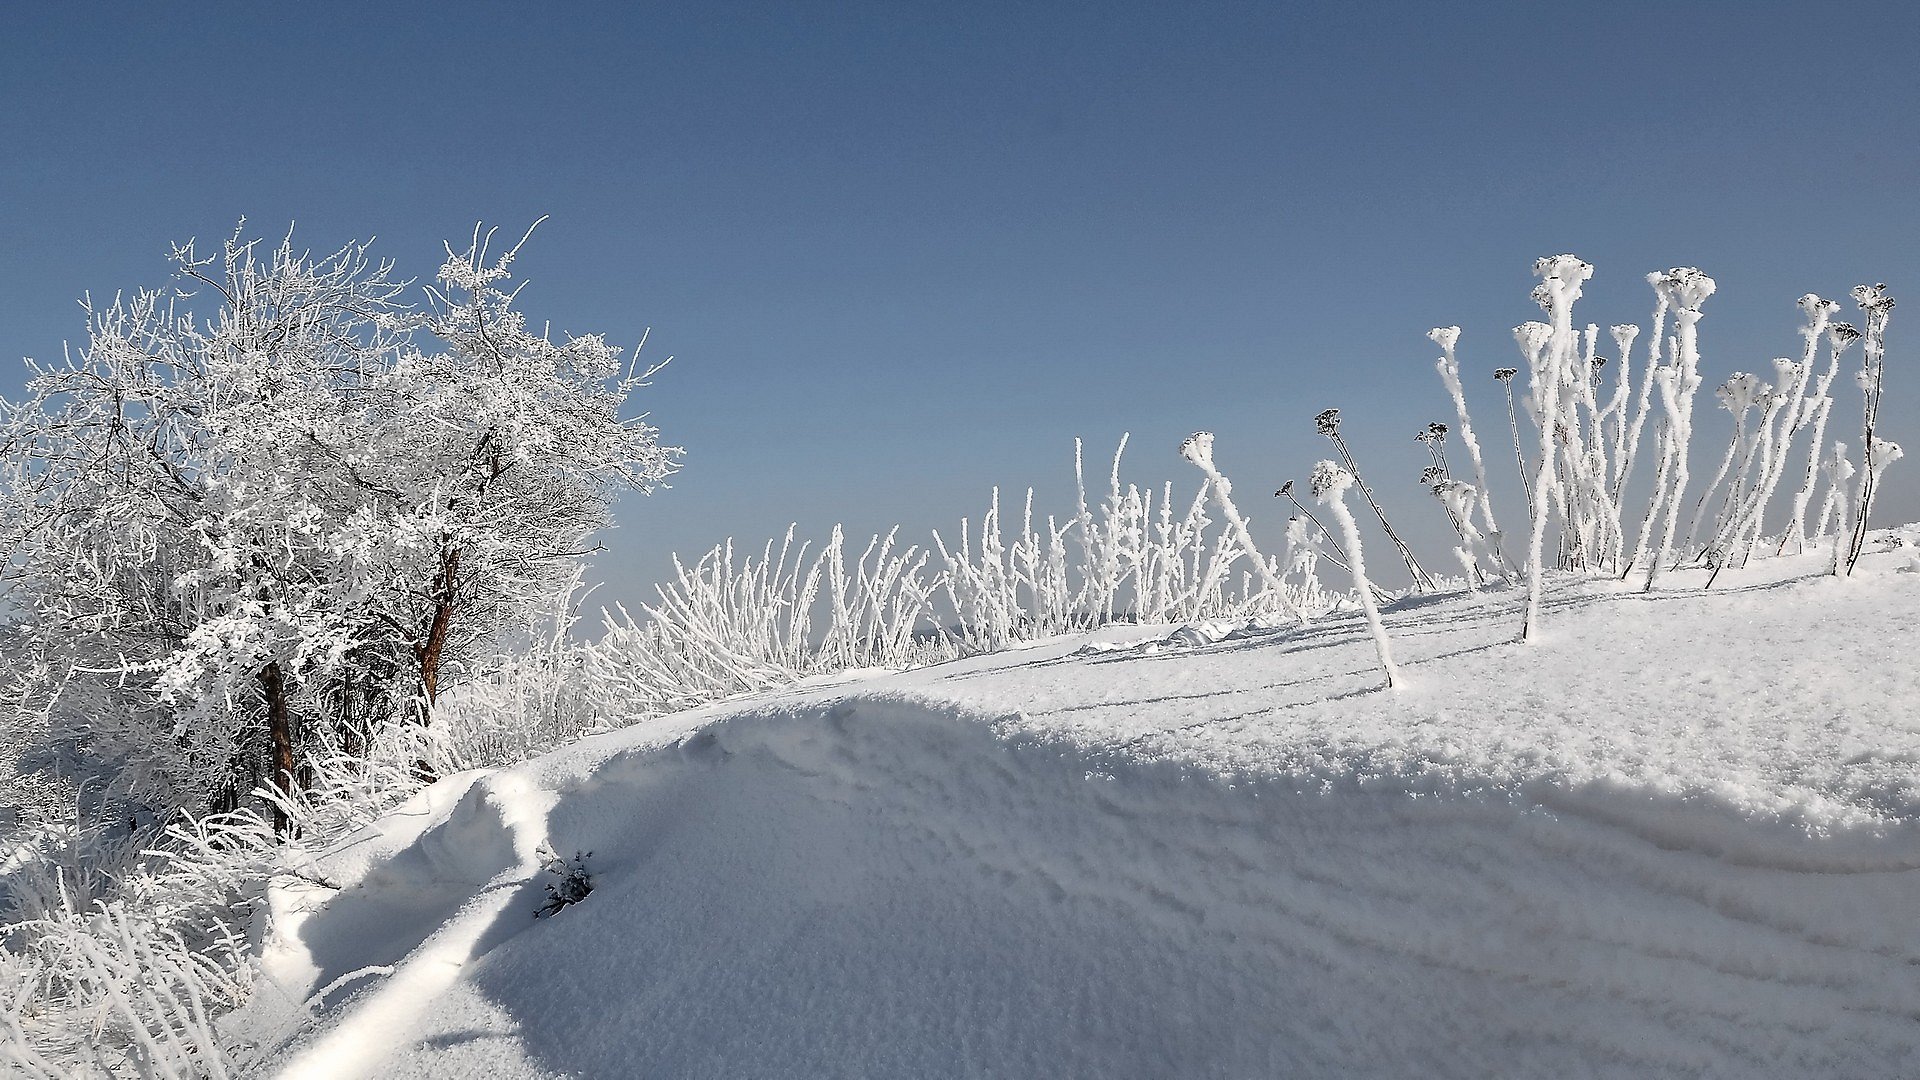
259, 660, 297, 835
409, 545, 462, 784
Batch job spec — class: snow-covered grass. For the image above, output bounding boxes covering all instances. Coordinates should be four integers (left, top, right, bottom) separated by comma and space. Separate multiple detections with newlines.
226, 530, 1920, 1078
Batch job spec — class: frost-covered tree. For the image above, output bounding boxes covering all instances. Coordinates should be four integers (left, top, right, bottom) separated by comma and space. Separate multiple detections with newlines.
0, 222, 678, 825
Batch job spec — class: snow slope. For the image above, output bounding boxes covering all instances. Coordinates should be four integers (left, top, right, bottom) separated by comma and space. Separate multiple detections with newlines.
237, 535, 1920, 1079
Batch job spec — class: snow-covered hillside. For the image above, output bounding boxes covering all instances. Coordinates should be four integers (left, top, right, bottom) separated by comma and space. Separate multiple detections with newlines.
237, 534, 1920, 1079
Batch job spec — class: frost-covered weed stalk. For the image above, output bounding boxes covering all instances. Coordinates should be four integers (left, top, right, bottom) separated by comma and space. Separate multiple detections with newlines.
1429, 327, 1509, 573
589, 523, 942, 717
1315, 409, 1435, 592
1844, 284, 1897, 574
1688, 370, 1768, 558
1720, 296, 1835, 565
1516, 255, 1598, 640
1281, 516, 1332, 612
1431, 255, 1899, 637
1181, 432, 1308, 625
1493, 366, 1534, 515
1275, 480, 1388, 605
1782, 321, 1859, 554
585, 437, 1332, 728
1637, 267, 1716, 592
1310, 461, 1398, 689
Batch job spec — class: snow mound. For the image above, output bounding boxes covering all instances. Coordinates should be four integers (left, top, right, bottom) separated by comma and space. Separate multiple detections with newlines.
243, 542, 1920, 1079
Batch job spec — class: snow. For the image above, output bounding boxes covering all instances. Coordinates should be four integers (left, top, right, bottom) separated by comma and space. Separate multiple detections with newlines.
236, 533, 1920, 1078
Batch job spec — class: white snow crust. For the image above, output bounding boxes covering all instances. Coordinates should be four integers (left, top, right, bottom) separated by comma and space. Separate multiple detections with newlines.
239, 534, 1920, 1079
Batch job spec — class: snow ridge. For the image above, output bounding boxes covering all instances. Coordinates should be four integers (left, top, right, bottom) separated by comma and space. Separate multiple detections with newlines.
244, 542, 1920, 1078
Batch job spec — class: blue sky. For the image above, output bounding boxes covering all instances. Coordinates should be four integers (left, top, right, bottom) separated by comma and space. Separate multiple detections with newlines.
4, 2, 1915, 605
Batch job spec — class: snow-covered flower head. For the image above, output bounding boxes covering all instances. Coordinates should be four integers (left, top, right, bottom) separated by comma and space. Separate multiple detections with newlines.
1653, 267, 1716, 315
1852, 283, 1895, 315
1825, 442, 1857, 482
1493, 367, 1518, 382
1309, 459, 1352, 500
1274, 480, 1295, 498
1427, 326, 1461, 354
1715, 371, 1766, 413
1415, 421, 1448, 445
1828, 322, 1861, 349
1531, 254, 1593, 315
1432, 478, 1476, 524
1533, 254, 1593, 284
1770, 357, 1801, 386
1177, 431, 1215, 471
1872, 438, 1904, 470
1513, 321, 1552, 362
1284, 515, 1320, 549
1798, 293, 1840, 319
1529, 283, 1554, 313
1419, 465, 1445, 486
1314, 409, 1341, 436
1609, 323, 1640, 358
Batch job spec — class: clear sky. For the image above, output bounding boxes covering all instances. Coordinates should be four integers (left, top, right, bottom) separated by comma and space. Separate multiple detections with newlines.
5, 2, 1916, 607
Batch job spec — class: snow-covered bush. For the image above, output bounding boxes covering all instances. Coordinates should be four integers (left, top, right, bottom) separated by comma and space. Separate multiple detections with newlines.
533, 848, 594, 920
579, 437, 1328, 730
0, 222, 679, 828
0, 806, 278, 1077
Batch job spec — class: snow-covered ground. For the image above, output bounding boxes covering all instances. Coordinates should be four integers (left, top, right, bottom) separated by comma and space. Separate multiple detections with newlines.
236, 533, 1920, 1079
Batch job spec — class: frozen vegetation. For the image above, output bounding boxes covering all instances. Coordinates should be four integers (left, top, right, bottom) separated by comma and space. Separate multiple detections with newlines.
1, 246, 1911, 1077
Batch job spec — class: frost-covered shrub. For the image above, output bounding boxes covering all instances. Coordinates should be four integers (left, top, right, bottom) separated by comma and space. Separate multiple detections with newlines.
533, 848, 594, 920
588, 522, 946, 724
0, 807, 277, 1078
0, 223, 680, 830
581, 437, 1328, 727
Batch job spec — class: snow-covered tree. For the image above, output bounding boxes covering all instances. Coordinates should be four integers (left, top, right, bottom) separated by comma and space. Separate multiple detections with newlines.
0, 223, 678, 825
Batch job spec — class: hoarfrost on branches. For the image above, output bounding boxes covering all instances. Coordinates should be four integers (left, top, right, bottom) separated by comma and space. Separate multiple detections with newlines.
0, 222, 680, 826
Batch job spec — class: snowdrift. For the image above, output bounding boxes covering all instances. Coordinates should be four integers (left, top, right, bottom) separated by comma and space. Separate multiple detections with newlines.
242, 541, 1920, 1079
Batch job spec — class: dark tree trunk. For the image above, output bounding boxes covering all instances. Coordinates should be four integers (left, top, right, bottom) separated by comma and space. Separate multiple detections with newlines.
409, 544, 462, 784
260, 660, 297, 835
